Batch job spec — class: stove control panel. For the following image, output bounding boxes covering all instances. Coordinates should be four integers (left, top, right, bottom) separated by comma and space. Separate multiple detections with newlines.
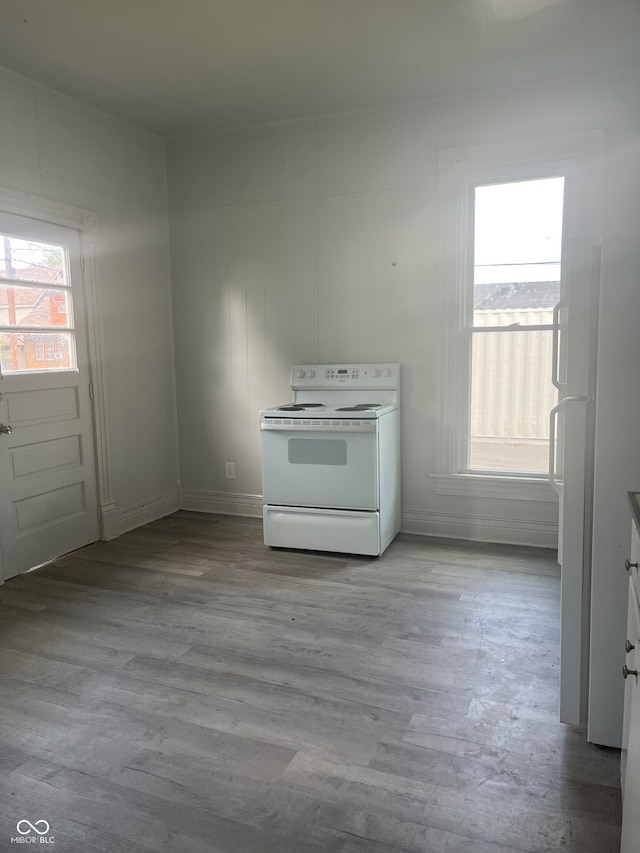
291, 364, 399, 388
325, 367, 360, 380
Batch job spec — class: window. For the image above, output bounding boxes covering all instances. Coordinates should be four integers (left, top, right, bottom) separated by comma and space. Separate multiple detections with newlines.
0, 233, 77, 374
468, 177, 564, 474
435, 132, 601, 503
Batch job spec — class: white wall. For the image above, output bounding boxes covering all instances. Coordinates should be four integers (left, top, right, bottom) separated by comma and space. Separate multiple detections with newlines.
0, 66, 180, 534
167, 69, 640, 545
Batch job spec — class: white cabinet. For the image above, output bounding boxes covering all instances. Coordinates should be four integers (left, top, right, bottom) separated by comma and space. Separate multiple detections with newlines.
621, 510, 640, 852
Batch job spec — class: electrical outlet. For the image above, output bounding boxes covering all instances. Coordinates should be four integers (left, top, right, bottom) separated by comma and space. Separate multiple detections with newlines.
224, 461, 236, 480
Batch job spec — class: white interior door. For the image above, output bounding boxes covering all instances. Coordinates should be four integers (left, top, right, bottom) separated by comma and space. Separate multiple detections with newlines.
550, 234, 600, 725
0, 212, 99, 581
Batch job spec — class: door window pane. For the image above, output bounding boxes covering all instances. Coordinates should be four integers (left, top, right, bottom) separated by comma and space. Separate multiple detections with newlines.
0, 235, 67, 286
0, 332, 77, 372
1, 233, 77, 374
0, 285, 72, 329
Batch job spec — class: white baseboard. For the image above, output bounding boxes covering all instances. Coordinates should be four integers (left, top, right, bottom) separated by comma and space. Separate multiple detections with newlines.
401, 508, 558, 548
104, 485, 557, 549
112, 488, 182, 537
179, 491, 557, 548
181, 489, 263, 518
98, 500, 118, 540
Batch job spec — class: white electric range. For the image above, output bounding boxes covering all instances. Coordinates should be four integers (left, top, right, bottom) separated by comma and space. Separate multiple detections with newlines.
260, 363, 400, 556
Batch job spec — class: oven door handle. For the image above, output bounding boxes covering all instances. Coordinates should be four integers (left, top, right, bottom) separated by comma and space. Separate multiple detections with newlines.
261, 419, 376, 433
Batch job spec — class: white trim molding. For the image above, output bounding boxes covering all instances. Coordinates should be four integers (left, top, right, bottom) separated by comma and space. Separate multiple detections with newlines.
0, 186, 85, 230
438, 130, 605, 178
181, 489, 263, 518
431, 473, 558, 503
178, 490, 557, 549
98, 501, 118, 540
115, 489, 181, 537
81, 236, 115, 520
402, 508, 558, 548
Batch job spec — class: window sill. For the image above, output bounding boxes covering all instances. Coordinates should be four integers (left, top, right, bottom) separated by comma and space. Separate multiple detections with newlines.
431, 473, 558, 503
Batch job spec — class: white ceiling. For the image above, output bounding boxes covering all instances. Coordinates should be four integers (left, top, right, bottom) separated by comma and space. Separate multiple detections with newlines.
0, 0, 639, 137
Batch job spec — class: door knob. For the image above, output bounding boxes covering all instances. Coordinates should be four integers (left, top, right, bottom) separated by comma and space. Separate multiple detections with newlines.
625, 558, 638, 572
0, 423, 11, 434
626, 640, 636, 654
623, 665, 638, 679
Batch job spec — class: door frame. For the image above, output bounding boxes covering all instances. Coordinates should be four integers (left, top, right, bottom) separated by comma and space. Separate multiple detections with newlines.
0, 187, 116, 582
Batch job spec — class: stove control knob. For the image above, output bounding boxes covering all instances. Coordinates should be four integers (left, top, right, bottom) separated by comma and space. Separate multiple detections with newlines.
307, 368, 316, 378
296, 369, 306, 378
370, 368, 380, 378
381, 368, 391, 378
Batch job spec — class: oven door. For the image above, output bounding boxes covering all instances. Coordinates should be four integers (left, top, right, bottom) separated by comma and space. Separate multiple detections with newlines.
261, 420, 378, 510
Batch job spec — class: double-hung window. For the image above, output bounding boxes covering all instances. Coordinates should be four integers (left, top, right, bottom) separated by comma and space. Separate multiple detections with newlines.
436, 132, 602, 497
467, 176, 564, 475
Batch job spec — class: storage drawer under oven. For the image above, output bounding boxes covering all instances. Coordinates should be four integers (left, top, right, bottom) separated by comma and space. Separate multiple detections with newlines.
263, 505, 381, 555
260, 422, 379, 510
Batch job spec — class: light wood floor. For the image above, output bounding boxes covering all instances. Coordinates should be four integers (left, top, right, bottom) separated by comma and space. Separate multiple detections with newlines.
0, 512, 621, 852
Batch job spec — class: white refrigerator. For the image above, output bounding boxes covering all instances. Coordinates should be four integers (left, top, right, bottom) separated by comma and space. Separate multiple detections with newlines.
555, 233, 640, 747
588, 235, 640, 747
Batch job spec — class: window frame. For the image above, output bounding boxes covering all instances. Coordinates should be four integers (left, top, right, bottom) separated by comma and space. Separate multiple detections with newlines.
434, 132, 602, 500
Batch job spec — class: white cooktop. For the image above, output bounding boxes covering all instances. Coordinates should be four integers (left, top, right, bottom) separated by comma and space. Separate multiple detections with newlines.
260, 402, 397, 420
261, 362, 400, 420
